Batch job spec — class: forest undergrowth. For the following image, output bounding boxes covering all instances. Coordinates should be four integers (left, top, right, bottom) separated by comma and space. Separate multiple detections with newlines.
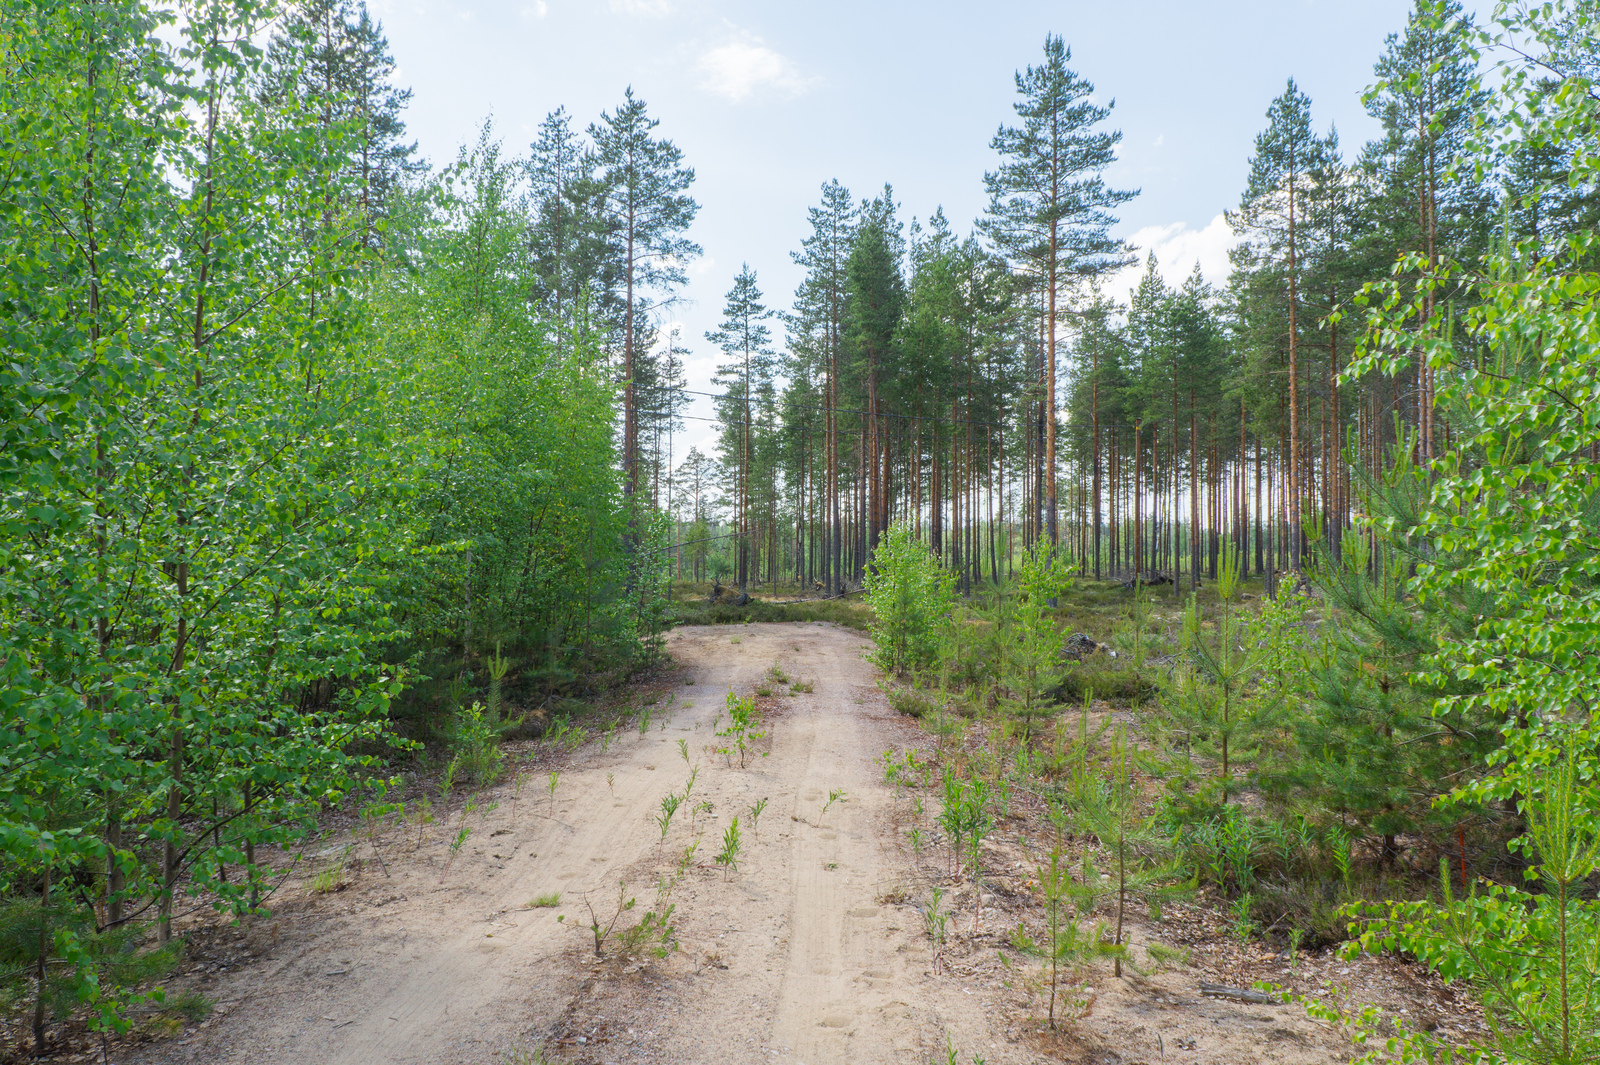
860, 411, 1599, 1065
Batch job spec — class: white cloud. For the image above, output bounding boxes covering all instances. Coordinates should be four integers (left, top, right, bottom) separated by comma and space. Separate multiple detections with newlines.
1152, 133, 1164, 148
520, 0, 547, 17
611, 0, 670, 15
696, 34, 813, 102
1109, 213, 1237, 300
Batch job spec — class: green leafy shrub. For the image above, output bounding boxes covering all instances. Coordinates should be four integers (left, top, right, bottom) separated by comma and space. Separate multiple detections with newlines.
863, 521, 957, 677
716, 689, 766, 768
452, 700, 504, 785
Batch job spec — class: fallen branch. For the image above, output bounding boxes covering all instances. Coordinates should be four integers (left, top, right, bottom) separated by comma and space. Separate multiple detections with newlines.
1199, 981, 1277, 1005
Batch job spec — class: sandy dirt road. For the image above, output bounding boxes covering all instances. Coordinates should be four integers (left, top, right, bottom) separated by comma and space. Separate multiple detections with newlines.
126, 622, 1385, 1065
126, 622, 974, 1065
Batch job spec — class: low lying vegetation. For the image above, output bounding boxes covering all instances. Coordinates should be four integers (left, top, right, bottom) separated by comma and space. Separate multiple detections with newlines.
669, 590, 872, 631
864, 283, 1600, 1061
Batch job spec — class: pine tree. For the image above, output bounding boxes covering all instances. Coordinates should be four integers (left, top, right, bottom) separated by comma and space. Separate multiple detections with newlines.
900, 209, 963, 563
589, 88, 699, 501
994, 540, 1072, 741
1266, 443, 1496, 862
1228, 79, 1326, 575
1165, 543, 1272, 808
1123, 256, 1170, 580
709, 266, 777, 592
845, 194, 906, 567
1064, 293, 1127, 579
1360, 0, 1492, 462
1297, 126, 1350, 546
1167, 266, 1231, 585
786, 180, 857, 594
982, 34, 1136, 550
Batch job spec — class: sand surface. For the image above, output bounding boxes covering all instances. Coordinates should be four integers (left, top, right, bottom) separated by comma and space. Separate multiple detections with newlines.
123, 622, 1447, 1065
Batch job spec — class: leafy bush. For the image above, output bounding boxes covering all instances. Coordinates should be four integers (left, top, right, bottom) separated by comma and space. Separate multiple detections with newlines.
863, 521, 957, 676
451, 700, 503, 785
716, 690, 766, 768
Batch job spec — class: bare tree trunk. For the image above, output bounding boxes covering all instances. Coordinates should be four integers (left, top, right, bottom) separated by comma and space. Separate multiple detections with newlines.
1045, 218, 1059, 548
1092, 375, 1102, 579
1238, 400, 1248, 576
34, 861, 49, 1055
1133, 422, 1143, 576
1190, 403, 1200, 589
1109, 429, 1118, 574
1287, 154, 1302, 572
867, 371, 880, 563
623, 204, 637, 500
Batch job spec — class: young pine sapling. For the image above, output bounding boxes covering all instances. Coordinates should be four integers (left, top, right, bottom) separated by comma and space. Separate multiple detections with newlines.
1070, 726, 1187, 976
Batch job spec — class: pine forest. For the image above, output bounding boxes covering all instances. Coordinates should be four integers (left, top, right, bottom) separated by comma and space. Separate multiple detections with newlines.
2, 1, 1598, 1063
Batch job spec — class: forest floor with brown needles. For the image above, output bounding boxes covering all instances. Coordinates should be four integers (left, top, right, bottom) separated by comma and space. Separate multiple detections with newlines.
108, 622, 1484, 1065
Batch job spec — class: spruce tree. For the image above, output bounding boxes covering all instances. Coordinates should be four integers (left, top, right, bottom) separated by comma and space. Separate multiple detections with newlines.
527, 107, 615, 353
262, 0, 417, 249
637, 329, 688, 508
672, 447, 720, 581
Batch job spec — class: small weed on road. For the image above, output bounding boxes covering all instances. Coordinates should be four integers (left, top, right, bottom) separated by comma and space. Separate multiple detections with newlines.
716, 817, 742, 878
818, 789, 845, 827
657, 793, 682, 843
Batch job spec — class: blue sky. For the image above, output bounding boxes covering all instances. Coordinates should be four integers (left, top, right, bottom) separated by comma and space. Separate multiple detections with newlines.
370, 0, 1478, 460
